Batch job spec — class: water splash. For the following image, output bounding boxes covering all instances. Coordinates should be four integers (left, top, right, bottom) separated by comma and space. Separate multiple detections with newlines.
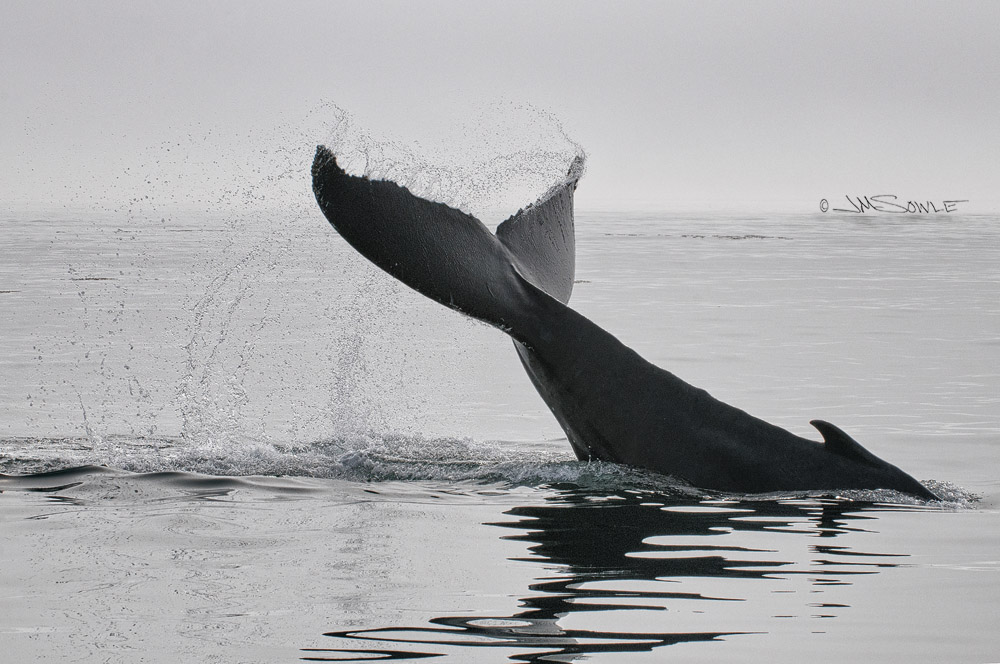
320, 102, 585, 226
171, 101, 586, 455
1, 433, 974, 510
18, 102, 590, 475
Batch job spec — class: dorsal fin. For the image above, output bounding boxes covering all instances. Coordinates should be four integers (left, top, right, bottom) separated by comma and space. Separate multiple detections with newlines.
810, 420, 881, 466
495, 157, 582, 304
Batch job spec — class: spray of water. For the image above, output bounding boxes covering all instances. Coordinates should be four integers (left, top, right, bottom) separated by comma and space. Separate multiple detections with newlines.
320, 101, 585, 226
5, 101, 591, 478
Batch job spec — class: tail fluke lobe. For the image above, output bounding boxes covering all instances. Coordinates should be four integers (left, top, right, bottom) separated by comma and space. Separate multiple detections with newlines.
495, 155, 583, 304
312, 146, 534, 335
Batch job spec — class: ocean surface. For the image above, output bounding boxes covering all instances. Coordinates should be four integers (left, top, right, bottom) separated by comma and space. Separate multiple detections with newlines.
2, 206, 998, 663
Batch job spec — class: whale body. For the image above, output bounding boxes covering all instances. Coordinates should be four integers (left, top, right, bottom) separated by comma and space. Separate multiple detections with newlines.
311, 145, 937, 500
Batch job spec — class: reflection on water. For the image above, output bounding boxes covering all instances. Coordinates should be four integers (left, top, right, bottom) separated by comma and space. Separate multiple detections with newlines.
307, 488, 917, 662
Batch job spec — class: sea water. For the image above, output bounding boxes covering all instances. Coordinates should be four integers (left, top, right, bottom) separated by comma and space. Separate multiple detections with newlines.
1, 205, 998, 663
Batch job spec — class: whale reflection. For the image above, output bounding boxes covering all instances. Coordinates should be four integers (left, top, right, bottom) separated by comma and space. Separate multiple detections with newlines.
306, 489, 915, 662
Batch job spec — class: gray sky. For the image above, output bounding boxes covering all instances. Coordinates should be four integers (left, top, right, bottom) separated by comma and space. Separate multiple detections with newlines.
2, 1, 998, 213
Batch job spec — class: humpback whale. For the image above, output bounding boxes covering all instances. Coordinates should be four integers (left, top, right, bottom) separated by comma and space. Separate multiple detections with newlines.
311, 145, 937, 500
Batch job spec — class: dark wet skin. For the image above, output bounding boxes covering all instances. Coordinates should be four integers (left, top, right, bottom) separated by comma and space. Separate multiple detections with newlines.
312, 146, 937, 500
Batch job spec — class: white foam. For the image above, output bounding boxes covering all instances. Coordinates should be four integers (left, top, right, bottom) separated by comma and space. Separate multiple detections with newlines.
3, 434, 968, 507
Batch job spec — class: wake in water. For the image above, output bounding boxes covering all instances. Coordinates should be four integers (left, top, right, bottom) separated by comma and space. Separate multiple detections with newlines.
0, 432, 655, 489
0, 433, 972, 507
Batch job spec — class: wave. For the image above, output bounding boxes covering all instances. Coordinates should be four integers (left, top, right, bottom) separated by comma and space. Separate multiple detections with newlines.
0, 432, 655, 489
0, 433, 971, 506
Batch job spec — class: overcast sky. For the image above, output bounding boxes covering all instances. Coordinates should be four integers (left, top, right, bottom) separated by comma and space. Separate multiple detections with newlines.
2, 1, 998, 213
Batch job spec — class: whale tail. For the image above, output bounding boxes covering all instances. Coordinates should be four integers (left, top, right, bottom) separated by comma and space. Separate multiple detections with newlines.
312, 145, 603, 460
311, 145, 581, 336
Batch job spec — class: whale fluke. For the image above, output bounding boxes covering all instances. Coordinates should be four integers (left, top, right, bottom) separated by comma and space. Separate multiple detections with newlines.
311, 145, 938, 500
